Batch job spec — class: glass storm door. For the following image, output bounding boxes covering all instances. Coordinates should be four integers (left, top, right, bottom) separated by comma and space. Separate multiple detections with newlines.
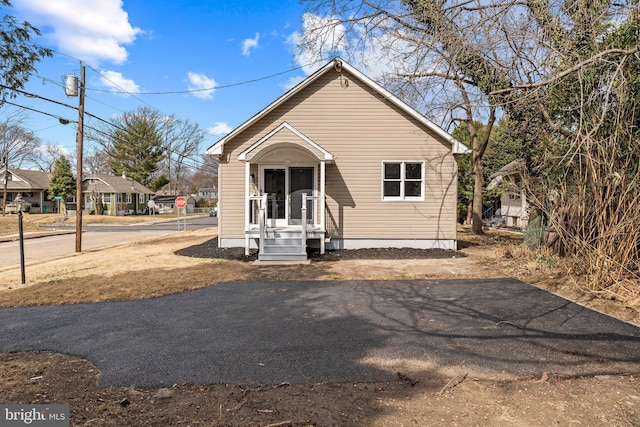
263, 168, 286, 226
289, 167, 314, 225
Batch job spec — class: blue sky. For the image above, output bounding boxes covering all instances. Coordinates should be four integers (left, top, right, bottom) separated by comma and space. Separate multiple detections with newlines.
6, 0, 326, 161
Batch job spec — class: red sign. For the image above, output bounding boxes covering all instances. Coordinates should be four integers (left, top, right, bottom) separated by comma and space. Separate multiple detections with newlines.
175, 196, 187, 209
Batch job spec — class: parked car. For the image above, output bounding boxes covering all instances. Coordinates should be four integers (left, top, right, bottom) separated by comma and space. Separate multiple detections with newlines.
209, 208, 217, 217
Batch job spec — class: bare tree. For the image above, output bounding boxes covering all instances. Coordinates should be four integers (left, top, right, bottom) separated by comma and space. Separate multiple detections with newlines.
298, 0, 639, 248
297, 0, 517, 233
31, 144, 74, 172
83, 146, 111, 175
0, 110, 40, 168
160, 117, 206, 194
182, 154, 218, 195
87, 107, 206, 193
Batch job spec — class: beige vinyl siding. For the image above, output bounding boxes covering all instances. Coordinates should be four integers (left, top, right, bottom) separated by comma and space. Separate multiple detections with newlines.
219, 67, 457, 241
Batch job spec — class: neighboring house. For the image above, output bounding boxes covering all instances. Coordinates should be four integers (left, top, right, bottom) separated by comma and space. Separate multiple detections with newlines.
487, 160, 530, 229
206, 58, 468, 261
197, 187, 217, 200
0, 168, 53, 213
82, 172, 154, 216
151, 195, 196, 213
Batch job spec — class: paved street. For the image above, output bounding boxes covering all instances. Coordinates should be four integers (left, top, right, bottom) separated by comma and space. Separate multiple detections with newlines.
0, 278, 638, 387
0, 216, 216, 268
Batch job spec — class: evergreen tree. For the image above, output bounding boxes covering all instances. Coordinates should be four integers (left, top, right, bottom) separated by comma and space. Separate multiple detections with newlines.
94, 107, 165, 186
48, 155, 75, 200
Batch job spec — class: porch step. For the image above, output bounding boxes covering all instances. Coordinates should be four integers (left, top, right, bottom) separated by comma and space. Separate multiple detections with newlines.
258, 253, 308, 262
259, 229, 307, 262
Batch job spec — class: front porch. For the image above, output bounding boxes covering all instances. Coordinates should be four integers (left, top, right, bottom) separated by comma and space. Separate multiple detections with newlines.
239, 122, 334, 262
245, 193, 326, 262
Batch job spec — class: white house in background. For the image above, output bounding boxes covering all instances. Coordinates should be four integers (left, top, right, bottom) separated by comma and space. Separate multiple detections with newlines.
151, 194, 196, 213
197, 187, 217, 200
206, 57, 469, 262
487, 160, 530, 229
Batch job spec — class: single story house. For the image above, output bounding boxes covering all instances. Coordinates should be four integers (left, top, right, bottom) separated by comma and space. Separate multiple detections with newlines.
151, 194, 196, 213
487, 160, 530, 229
0, 168, 53, 213
82, 172, 154, 216
206, 58, 468, 261
197, 187, 218, 200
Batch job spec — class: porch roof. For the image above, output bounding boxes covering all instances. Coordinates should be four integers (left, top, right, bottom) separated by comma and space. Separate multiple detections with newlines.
238, 121, 334, 162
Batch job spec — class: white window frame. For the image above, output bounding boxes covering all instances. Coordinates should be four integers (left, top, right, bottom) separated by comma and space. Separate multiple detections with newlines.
139, 193, 145, 203
126, 193, 132, 204
381, 161, 425, 201
102, 194, 111, 203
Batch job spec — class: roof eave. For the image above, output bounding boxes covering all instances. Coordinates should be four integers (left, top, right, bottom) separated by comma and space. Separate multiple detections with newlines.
204, 57, 464, 156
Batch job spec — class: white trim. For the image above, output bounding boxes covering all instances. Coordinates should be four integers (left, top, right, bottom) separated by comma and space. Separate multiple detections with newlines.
258, 164, 317, 227
205, 58, 467, 157
238, 122, 334, 162
220, 238, 457, 251
381, 161, 425, 201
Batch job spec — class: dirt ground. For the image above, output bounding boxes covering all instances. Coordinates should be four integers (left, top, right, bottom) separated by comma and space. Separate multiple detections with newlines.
0, 226, 639, 426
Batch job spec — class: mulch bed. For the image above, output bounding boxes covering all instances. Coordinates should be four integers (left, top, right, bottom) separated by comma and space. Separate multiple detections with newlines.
175, 237, 464, 262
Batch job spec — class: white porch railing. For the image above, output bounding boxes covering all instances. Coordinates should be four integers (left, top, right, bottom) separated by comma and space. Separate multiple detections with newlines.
247, 193, 324, 257
301, 194, 320, 254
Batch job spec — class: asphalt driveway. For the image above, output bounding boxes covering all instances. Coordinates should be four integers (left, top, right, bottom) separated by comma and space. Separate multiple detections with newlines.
0, 279, 639, 387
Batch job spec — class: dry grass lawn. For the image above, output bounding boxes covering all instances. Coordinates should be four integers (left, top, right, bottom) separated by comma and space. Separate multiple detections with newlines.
0, 225, 505, 308
1, 223, 639, 426
0, 222, 637, 326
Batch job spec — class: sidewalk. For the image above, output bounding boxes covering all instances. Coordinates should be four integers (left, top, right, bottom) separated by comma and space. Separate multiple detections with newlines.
0, 214, 208, 243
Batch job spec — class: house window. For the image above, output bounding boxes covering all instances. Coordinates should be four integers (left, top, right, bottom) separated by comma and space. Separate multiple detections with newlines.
382, 161, 424, 201
102, 194, 111, 204
126, 193, 132, 204
139, 193, 145, 203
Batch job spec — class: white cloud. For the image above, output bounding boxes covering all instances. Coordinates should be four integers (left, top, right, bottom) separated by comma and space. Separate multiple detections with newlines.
99, 70, 140, 94
281, 76, 305, 91
241, 33, 260, 56
289, 13, 405, 81
187, 72, 217, 100
35, 144, 73, 158
207, 122, 232, 136
289, 13, 347, 75
14, 0, 142, 66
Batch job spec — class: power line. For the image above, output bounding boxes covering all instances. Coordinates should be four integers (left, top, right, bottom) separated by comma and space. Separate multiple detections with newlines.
2, 100, 75, 125
88, 66, 305, 95
38, 46, 307, 95
5, 89, 212, 170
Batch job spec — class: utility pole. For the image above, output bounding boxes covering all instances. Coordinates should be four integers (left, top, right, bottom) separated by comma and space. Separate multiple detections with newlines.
75, 64, 85, 252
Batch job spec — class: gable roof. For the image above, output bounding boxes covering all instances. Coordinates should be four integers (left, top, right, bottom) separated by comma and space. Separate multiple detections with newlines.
487, 160, 525, 190
206, 57, 469, 157
238, 122, 334, 162
0, 168, 51, 191
82, 173, 154, 194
